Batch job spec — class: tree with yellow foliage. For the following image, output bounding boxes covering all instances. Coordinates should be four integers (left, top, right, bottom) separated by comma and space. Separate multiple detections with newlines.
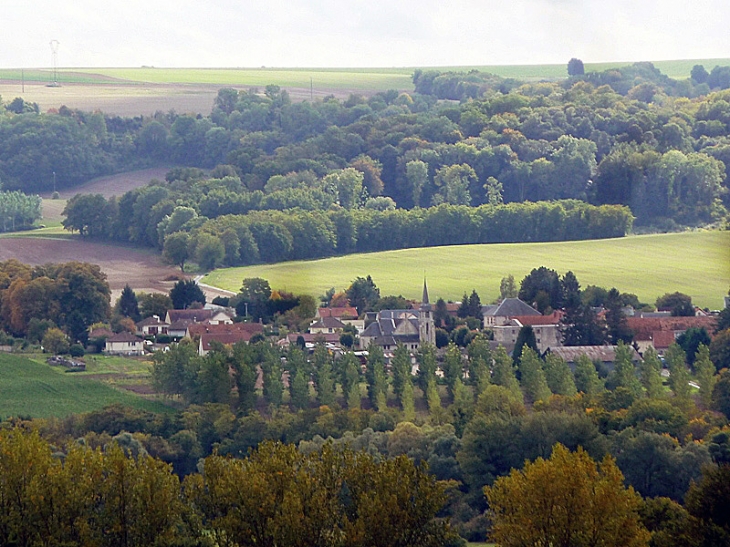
485, 443, 650, 547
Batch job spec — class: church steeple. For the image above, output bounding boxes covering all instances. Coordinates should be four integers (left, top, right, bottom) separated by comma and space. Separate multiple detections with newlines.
419, 278, 435, 345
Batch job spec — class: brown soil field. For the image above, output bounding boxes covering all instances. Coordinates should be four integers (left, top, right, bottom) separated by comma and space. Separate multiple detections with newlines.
0, 237, 181, 302
51, 167, 170, 200
0, 81, 359, 117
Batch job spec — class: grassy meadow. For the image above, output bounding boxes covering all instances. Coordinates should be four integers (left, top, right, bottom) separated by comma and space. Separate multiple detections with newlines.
0, 353, 171, 419
203, 231, 730, 309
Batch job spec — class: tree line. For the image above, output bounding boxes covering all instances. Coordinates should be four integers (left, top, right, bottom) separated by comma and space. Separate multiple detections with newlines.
0, 428, 454, 547
2, 60, 729, 234
62, 183, 633, 267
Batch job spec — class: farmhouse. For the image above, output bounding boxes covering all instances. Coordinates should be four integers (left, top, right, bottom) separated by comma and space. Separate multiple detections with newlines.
136, 315, 169, 336
359, 281, 435, 351
105, 332, 145, 356
309, 316, 347, 334
187, 322, 265, 356
315, 306, 364, 332
627, 315, 717, 354
483, 298, 542, 327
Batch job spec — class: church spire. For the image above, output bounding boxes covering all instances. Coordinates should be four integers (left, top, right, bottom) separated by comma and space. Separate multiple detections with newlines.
422, 278, 429, 305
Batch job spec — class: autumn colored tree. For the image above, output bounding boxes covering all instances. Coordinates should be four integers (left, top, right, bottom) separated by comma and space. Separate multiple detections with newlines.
485, 443, 650, 547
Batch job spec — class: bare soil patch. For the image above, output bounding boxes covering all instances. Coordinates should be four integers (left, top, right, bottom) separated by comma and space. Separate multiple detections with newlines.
51, 167, 170, 200
0, 81, 366, 117
0, 237, 181, 301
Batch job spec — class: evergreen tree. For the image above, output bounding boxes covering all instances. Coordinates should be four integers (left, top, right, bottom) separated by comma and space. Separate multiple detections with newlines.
467, 289, 482, 318
366, 343, 387, 410
573, 354, 603, 395
443, 342, 463, 402
231, 343, 257, 411
340, 352, 362, 409
639, 346, 665, 399
451, 377, 473, 435
492, 345, 522, 400
433, 297, 450, 328
605, 288, 633, 344
402, 379, 416, 421
115, 284, 140, 321
519, 347, 552, 403
169, 279, 206, 310
543, 353, 577, 396
261, 353, 283, 407
694, 344, 717, 408
457, 293, 470, 318
290, 367, 310, 410
417, 343, 438, 392
467, 334, 492, 395
513, 326, 538, 366
391, 343, 411, 403
312, 344, 335, 407
287, 347, 310, 410
666, 342, 691, 400
607, 341, 643, 398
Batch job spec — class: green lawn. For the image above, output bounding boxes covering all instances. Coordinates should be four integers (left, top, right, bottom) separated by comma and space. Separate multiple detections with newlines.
203, 231, 730, 309
0, 353, 171, 419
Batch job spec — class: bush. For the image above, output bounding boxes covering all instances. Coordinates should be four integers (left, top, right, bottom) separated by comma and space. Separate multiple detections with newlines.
69, 344, 85, 357
156, 334, 172, 344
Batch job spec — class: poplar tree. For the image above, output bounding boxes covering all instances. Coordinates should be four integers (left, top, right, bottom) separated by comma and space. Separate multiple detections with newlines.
492, 345, 522, 400
366, 343, 387, 411
543, 353, 577, 396
519, 347, 552, 404
694, 344, 717, 407
639, 346, 665, 399
666, 342, 691, 400
573, 354, 603, 395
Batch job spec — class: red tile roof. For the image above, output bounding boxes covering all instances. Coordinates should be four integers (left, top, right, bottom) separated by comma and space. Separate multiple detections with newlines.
316, 307, 359, 319
188, 322, 264, 339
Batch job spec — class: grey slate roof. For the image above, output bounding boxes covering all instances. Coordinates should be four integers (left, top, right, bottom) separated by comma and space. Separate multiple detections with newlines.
484, 298, 540, 317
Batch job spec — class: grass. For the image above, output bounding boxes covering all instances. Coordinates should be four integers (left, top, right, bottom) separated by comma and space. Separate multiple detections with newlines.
1, 59, 728, 94
66, 68, 413, 91
0, 353, 171, 419
203, 231, 730, 310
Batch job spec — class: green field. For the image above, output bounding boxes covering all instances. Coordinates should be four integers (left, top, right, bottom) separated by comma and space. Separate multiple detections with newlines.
2, 58, 727, 91
0, 353, 171, 419
203, 231, 730, 309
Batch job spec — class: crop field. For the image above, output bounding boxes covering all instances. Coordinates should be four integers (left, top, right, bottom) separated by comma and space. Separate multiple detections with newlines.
203, 231, 730, 309
0, 353, 171, 419
61, 58, 730, 84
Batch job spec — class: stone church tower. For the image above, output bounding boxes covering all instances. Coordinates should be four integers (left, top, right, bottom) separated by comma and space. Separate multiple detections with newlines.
419, 279, 435, 346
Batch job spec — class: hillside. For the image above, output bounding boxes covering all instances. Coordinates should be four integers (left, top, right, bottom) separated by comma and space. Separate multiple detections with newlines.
0, 353, 170, 419
203, 231, 730, 309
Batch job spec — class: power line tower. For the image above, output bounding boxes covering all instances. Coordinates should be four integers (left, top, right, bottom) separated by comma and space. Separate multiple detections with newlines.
49, 40, 60, 87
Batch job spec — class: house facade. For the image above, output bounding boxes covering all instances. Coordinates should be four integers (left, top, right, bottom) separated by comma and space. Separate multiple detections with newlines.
105, 332, 145, 356
359, 280, 435, 351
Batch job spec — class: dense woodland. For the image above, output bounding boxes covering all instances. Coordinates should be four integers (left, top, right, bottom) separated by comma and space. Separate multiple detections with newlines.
2, 61, 730, 266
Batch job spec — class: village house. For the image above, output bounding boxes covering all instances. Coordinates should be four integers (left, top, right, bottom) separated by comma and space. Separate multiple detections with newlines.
309, 316, 348, 335
186, 322, 265, 356
315, 306, 365, 332
482, 298, 542, 327
105, 332, 145, 356
491, 312, 563, 354
135, 315, 169, 337
627, 315, 717, 354
359, 281, 435, 351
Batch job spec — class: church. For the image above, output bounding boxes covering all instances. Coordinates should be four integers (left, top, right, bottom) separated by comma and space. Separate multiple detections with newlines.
359, 280, 436, 351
